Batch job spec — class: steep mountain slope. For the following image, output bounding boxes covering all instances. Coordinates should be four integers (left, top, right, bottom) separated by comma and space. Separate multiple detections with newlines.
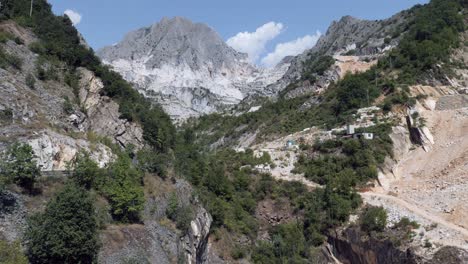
98, 17, 289, 120
268, 10, 414, 99
0, 21, 140, 170
0, 2, 211, 263
1, 0, 467, 263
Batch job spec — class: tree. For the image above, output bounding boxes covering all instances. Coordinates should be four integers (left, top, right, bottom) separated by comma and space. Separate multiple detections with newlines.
0, 143, 40, 193
24, 183, 99, 264
104, 154, 144, 223
70, 151, 101, 189
361, 206, 387, 232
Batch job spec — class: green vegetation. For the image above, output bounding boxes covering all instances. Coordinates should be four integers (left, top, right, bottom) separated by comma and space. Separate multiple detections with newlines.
393, 217, 420, 230
1, 0, 176, 153
252, 222, 307, 263
0, 108, 13, 124
302, 55, 335, 81
136, 147, 171, 178
0, 0, 464, 263
0, 46, 22, 69
103, 153, 145, 223
69, 151, 145, 223
166, 192, 194, 231
383, 0, 464, 82
69, 151, 102, 189
25, 73, 36, 89
185, 0, 464, 148
0, 240, 28, 264
361, 206, 388, 232
0, 143, 40, 193
24, 183, 99, 264
294, 124, 393, 186
62, 96, 74, 114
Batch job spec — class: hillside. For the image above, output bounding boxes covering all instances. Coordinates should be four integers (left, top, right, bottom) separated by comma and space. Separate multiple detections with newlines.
0, 0, 467, 264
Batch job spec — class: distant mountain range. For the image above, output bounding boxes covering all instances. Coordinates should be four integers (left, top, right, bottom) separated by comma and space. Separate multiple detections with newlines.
98, 12, 411, 120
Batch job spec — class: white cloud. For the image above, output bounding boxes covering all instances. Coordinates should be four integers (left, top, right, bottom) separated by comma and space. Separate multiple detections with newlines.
227, 22, 283, 63
64, 9, 82, 26
261, 31, 321, 67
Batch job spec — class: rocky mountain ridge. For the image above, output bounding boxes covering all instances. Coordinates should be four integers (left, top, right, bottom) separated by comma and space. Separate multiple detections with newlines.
98, 17, 289, 120
267, 10, 413, 99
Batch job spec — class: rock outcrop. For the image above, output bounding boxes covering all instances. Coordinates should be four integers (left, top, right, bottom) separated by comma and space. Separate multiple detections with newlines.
329, 227, 468, 264
28, 130, 113, 170
98, 178, 217, 264
0, 22, 142, 171
78, 68, 144, 149
267, 10, 413, 99
180, 206, 213, 264
98, 17, 288, 120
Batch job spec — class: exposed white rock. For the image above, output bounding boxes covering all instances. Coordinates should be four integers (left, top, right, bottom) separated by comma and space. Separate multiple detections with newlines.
98, 17, 289, 120
181, 206, 213, 264
28, 130, 113, 171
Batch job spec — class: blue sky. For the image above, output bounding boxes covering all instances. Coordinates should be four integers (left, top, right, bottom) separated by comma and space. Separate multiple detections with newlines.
49, 0, 429, 66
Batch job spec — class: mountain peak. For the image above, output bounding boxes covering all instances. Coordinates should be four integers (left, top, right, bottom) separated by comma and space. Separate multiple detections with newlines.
98, 16, 247, 70
97, 18, 288, 120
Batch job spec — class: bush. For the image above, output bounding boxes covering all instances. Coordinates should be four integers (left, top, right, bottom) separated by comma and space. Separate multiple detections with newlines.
0, 47, 22, 70
28, 42, 46, 55
136, 148, 170, 178
361, 206, 387, 232
393, 217, 420, 230
24, 183, 99, 263
62, 96, 74, 114
70, 151, 102, 189
0, 143, 40, 193
25, 73, 36, 89
0, 31, 14, 43
0, 108, 13, 123
0, 240, 28, 264
166, 192, 194, 232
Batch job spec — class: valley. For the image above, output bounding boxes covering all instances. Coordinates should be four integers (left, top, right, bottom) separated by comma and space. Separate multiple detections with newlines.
0, 0, 467, 263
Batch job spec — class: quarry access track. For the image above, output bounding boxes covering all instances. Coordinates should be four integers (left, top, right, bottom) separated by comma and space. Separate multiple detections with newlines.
361, 192, 468, 240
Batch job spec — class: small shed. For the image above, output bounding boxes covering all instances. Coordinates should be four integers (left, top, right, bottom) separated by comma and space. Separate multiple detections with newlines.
362, 133, 374, 140
346, 124, 355, 135
353, 132, 374, 140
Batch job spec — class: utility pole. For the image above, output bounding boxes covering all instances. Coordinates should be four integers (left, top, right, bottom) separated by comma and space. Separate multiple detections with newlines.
29, 0, 33, 17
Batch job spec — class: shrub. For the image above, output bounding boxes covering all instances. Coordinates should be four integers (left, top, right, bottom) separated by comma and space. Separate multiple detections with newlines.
70, 151, 102, 189
63, 96, 74, 114
166, 192, 194, 232
0, 31, 14, 43
361, 206, 387, 232
231, 246, 246, 260
28, 42, 46, 55
0, 108, 13, 123
0, 143, 40, 193
393, 217, 420, 229
14, 37, 23, 45
25, 73, 36, 89
0, 240, 28, 264
24, 183, 99, 264
7, 54, 22, 70
136, 148, 170, 178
